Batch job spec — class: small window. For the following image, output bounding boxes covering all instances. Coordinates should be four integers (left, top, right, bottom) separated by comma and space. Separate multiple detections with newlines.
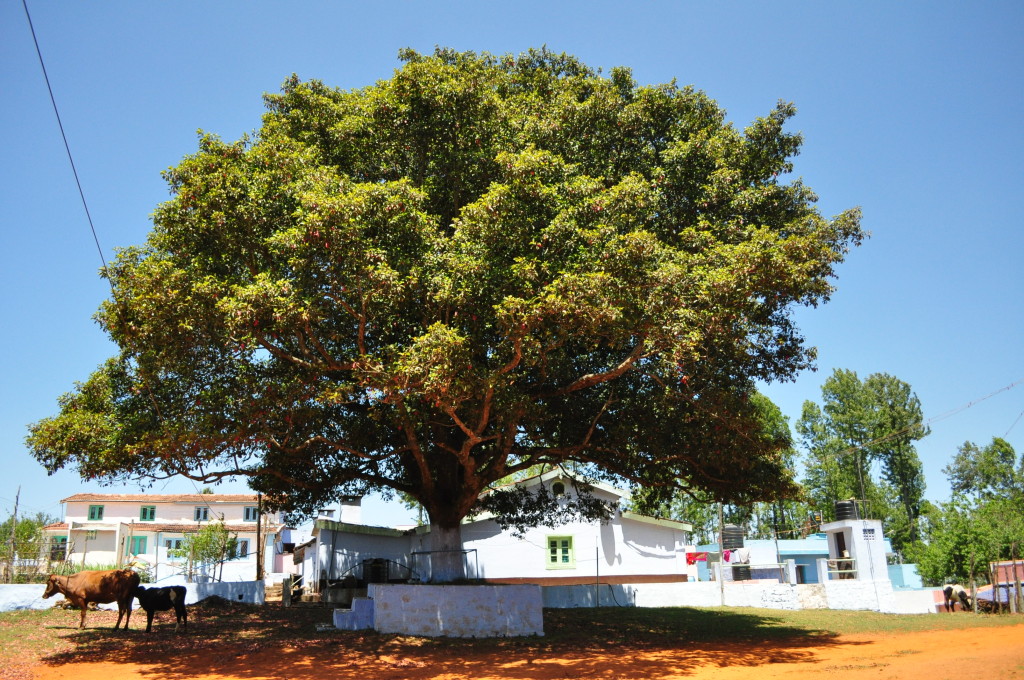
165, 538, 184, 550
194, 506, 209, 521
243, 506, 259, 522
140, 506, 156, 521
87, 505, 104, 521
85, 530, 98, 540
863, 528, 876, 540
552, 481, 566, 496
128, 536, 147, 556
234, 539, 250, 559
547, 536, 575, 569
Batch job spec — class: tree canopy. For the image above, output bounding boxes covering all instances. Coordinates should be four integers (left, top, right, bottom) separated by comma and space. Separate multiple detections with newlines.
27, 48, 862, 579
916, 437, 1024, 590
797, 369, 927, 552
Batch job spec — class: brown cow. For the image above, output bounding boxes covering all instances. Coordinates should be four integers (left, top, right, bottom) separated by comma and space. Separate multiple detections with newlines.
42, 569, 141, 629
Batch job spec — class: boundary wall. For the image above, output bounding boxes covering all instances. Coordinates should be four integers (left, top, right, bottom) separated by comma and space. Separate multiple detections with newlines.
0, 579, 265, 612
542, 580, 938, 614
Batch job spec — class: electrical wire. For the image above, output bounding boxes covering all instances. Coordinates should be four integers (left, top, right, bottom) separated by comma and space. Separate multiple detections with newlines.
1005, 409, 1024, 438
836, 376, 1024, 459
21, 0, 112, 291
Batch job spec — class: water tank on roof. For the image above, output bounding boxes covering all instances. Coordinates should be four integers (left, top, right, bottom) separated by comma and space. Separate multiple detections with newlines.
835, 500, 859, 521
722, 524, 745, 550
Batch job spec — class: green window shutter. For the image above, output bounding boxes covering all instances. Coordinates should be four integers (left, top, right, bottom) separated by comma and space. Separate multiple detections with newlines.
128, 536, 147, 556
88, 505, 104, 521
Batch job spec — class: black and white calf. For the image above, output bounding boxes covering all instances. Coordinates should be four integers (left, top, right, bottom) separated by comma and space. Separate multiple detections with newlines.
942, 583, 972, 612
134, 585, 188, 632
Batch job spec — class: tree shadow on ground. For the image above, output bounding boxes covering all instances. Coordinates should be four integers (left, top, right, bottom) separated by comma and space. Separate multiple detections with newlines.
36, 602, 868, 680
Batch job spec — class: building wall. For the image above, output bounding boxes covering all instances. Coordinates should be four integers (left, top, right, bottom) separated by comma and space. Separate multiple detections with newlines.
51, 496, 276, 581
315, 529, 414, 584
66, 499, 261, 526
462, 513, 687, 582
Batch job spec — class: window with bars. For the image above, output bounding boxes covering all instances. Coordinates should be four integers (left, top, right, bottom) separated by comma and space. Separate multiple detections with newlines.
140, 506, 156, 521
87, 505, 104, 521
194, 506, 209, 521
244, 506, 259, 522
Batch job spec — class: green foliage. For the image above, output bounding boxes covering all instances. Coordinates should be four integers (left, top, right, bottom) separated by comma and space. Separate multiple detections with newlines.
27, 49, 862, 555
917, 438, 1024, 588
944, 437, 1022, 501
0, 512, 55, 563
475, 477, 613, 537
630, 392, 813, 543
170, 521, 238, 582
796, 369, 927, 552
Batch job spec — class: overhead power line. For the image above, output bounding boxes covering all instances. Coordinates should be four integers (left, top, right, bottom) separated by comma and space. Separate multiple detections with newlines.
21, 0, 113, 291
837, 376, 1024, 458
1006, 410, 1024, 438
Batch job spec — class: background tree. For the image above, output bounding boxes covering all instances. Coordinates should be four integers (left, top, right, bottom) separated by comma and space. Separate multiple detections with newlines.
27, 48, 863, 581
944, 437, 1022, 501
1, 512, 57, 582
170, 521, 239, 583
914, 496, 992, 591
919, 437, 1024, 606
796, 369, 926, 554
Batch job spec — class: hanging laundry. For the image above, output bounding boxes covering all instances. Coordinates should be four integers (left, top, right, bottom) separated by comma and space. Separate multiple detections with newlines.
735, 547, 751, 564
685, 551, 708, 565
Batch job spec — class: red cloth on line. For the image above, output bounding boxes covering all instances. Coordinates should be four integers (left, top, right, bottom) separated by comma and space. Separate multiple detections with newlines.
686, 551, 708, 564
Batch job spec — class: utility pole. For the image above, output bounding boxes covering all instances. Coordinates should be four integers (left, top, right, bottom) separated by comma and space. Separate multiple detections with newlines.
256, 493, 264, 581
717, 502, 725, 605
6, 487, 20, 584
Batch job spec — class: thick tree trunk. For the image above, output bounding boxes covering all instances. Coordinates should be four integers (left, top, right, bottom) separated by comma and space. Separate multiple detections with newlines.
428, 523, 465, 583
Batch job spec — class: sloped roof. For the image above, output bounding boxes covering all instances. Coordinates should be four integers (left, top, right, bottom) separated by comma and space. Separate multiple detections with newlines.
489, 468, 628, 499
61, 493, 260, 503
620, 511, 693, 532
43, 521, 280, 534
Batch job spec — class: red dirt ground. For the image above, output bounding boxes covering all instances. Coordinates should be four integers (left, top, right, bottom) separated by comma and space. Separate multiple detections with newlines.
26, 623, 1024, 680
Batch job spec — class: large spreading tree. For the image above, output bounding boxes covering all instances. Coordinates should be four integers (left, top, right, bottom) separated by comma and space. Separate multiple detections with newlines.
28, 48, 863, 580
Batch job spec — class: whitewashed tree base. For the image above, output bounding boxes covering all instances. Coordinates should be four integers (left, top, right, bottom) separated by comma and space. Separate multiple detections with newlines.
333, 584, 544, 637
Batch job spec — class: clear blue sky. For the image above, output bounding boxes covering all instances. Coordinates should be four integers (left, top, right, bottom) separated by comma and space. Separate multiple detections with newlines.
3, 1, 1022, 528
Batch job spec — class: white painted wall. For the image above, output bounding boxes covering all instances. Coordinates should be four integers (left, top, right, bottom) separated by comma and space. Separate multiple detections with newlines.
541, 580, 938, 614
462, 512, 687, 581
821, 518, 889, 582
65, 498, 262, 525
368, 584, 544, 637
0, 580, 265, 613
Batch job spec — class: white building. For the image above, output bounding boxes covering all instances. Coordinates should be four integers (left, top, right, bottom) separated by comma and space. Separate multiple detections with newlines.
42, 493, 282, 583
301, 471, 694, 594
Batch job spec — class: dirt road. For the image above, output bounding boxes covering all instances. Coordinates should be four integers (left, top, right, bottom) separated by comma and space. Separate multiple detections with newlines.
28, 623, 1024, 680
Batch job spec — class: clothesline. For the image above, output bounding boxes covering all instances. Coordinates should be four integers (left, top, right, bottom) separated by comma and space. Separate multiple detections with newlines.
685, 548, 751, 564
